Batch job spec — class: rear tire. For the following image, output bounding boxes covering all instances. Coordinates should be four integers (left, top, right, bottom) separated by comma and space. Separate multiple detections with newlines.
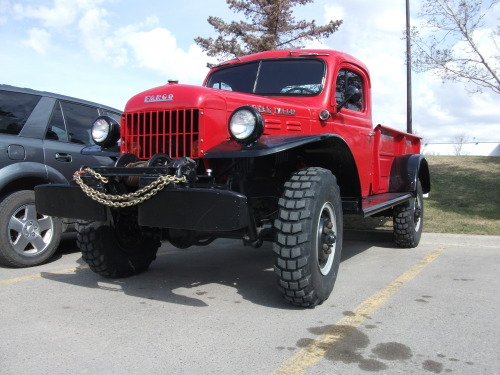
273, 167, 343, 307
393, 180, 424, 248
77, 217, 160, 278
0, 190, 61, 267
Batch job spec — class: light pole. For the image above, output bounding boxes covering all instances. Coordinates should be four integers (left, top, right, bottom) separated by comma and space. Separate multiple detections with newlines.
406, 0, 413, 134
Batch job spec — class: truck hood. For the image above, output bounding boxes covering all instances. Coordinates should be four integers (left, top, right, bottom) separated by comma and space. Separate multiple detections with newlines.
124, 83, 313, 120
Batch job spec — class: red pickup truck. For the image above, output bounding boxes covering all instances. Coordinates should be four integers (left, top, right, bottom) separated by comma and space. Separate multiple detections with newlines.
36, 49, 430, 307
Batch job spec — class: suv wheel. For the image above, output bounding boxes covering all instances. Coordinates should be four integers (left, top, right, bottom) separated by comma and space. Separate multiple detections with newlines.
0, 190, 62, 267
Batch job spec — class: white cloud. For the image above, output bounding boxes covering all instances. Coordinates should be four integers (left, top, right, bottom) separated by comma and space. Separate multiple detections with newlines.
324, 5, 345, 21
22, 27, 51, 54
413, 72, 500, 142
321, 1, 410, 130
0, 0, 9, 24
12, 0, 114, 57
13, 0, 81, 29
127, 27, 210, 84
319, 0, 500, 143
77, 6, 131, 65
8, 0, 211, 82
3, 0, 498, 145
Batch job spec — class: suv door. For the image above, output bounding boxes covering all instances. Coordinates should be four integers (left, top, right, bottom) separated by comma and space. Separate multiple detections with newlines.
0, 90, 119, 268
43, 100, 114, 180
0, 90, 45, 169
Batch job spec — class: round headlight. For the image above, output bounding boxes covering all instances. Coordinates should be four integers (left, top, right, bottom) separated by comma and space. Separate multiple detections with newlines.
228, 106, 264, 144
91, 116, 120, 147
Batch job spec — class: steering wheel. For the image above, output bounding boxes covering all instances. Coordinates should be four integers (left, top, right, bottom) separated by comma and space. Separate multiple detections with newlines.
283, 86, 316, 94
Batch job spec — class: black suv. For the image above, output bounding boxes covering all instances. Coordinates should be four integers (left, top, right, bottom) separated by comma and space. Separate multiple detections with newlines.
0, 84, 121, 267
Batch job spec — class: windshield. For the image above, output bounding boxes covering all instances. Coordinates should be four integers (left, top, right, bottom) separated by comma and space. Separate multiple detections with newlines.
205, 59, 325, 96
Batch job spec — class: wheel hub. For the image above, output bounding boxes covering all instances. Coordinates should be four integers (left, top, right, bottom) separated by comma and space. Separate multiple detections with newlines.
414, 206, 422, 221
322, 220, 337, 254
316, 202, 337, 276
22, 220, 40, 238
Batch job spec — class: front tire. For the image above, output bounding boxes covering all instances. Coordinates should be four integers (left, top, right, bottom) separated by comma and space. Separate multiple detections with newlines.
0, 190, 62, 267
77, 217, 160, 278
273, 167, 343, 307
393, 180, 424, 248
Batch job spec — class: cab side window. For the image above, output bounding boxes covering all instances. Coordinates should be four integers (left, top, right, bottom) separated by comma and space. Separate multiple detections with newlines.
335, 69, 364, 112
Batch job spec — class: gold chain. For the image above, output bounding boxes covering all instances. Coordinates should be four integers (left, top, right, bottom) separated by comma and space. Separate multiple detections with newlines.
73, 168, 186, 208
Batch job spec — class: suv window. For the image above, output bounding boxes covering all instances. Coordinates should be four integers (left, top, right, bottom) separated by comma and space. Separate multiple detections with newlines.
46, 101, 99, 145
335, 69, 364, 112
46, 102, 68, 141
102, 110, 121, 123
0, 90, 41, 135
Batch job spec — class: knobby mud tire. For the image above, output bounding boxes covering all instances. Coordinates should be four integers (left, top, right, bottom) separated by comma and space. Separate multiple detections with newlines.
273, 167, 343, 307
76, 220, 160, 278
393, 180, 424, 248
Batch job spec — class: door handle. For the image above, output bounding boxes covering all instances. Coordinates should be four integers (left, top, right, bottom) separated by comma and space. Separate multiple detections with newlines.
55, 153, 72, 162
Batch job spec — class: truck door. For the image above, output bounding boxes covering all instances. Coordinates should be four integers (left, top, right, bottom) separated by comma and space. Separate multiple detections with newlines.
329, 66, 374, 197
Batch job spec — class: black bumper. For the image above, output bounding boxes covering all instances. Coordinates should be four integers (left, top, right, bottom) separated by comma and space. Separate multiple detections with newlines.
35, 185, 249, 232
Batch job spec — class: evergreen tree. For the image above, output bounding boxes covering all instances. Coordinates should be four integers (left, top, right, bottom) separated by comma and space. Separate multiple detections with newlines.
195, 0, 342, 61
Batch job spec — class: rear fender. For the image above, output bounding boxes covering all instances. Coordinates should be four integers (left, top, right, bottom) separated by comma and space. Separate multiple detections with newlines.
389, 154, 430, 194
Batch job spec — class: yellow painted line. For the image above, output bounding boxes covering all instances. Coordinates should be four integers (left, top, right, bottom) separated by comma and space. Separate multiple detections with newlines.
0, 265, 90, 285
0, 249, 180, 286
270, 247, 447, 375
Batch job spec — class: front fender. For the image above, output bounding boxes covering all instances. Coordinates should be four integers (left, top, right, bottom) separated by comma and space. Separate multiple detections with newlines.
203, 134, 339, 158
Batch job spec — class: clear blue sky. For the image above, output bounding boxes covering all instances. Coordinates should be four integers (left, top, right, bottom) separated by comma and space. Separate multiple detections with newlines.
1, 0, 499, 143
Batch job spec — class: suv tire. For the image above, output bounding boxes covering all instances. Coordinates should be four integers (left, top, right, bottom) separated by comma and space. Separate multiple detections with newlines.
0, 190, 62, 267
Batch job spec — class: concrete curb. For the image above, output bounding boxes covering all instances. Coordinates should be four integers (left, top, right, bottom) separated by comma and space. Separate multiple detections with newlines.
345, 229, 499, 248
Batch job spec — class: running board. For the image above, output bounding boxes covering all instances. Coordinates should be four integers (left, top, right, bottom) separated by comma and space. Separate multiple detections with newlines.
361, 192, 413, 217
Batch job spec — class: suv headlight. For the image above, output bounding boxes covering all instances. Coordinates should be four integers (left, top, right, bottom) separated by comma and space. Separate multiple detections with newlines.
91, 115, 120, 147
228, 106, 264, 144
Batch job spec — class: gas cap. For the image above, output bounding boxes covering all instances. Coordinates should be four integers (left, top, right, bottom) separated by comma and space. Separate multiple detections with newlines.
8, 144, 25, 160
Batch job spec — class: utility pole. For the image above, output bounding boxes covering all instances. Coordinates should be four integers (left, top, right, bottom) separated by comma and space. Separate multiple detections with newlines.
406, 0, 413, 134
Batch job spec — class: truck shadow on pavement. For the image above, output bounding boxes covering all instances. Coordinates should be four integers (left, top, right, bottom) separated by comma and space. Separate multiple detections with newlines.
40, 230, 395, 309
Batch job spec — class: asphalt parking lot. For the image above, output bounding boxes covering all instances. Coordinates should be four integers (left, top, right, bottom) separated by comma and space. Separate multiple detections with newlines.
1, 231, 498, 375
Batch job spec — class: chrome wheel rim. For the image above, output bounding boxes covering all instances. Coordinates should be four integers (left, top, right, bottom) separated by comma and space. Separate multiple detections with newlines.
8, 203, 55, 256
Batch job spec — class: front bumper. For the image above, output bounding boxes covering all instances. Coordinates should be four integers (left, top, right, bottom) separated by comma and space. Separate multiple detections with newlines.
35, 184, 249, 232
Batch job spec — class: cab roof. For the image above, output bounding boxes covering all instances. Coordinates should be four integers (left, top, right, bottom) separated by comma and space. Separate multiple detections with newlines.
211, 49, 368, 73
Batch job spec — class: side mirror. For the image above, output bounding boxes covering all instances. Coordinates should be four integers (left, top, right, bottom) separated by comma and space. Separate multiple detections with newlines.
336, 86, 361, 112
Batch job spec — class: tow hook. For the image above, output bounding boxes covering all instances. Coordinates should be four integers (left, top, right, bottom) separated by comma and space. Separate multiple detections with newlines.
167, 157, 198, 182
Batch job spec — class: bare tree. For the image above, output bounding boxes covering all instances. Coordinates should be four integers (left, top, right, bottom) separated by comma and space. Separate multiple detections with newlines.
452, 132, 470, 155
194, 0, 342, 61
410, 0, 500, 94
